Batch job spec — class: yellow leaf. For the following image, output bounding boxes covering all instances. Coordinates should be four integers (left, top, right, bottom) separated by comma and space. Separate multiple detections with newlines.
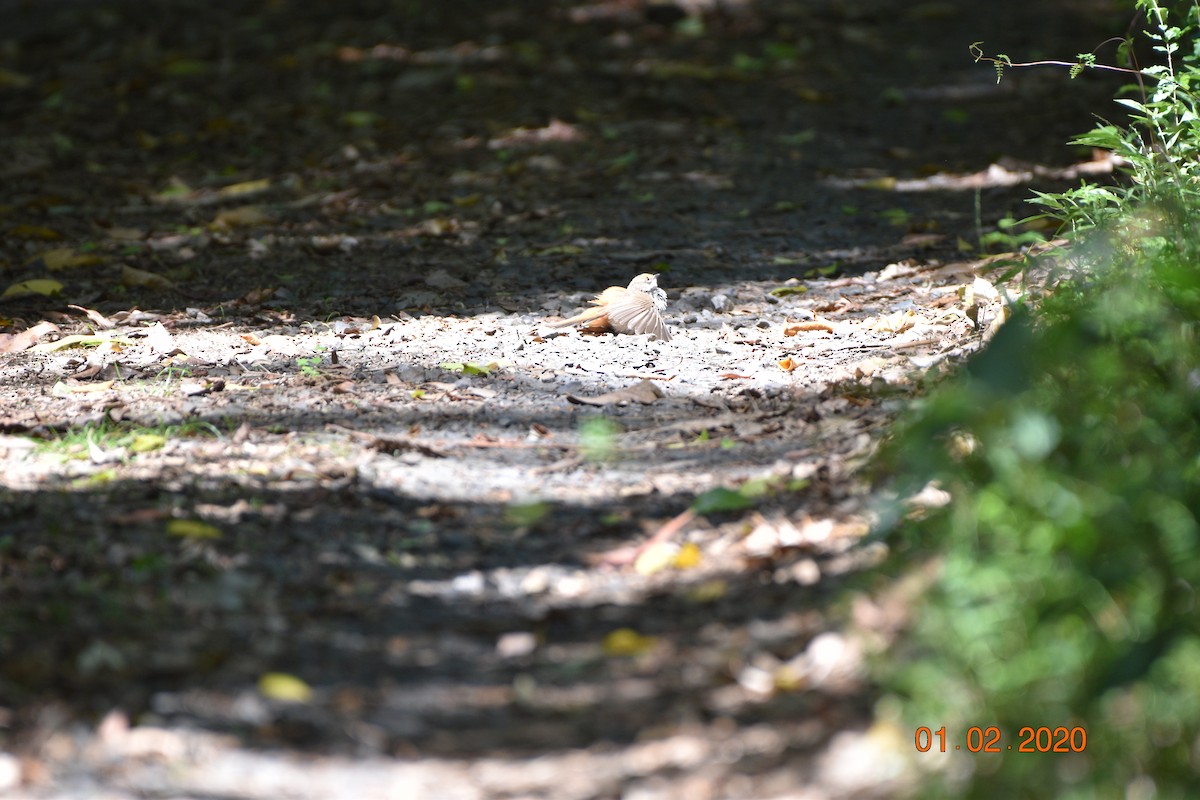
31, 334, 132, 353
673, 541, 702, 569
634, 542, 676, 576
258, 672, 313, 703
861, 176, 897, 191
166, 519, 221, 539
121, 264, 174, 290
34, 247, 105, 271
130, 434, 167, 453
211, 205, 268, 229
2, 278, 63, 298
0, 68, 32, 88
778, 357, 798, 372
602, 628, 656, 657
8, 224, 62, 240
217, 178, 271, 198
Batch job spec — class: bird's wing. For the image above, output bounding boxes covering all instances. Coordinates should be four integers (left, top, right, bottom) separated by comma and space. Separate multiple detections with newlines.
546, 286, 624, 328
546, 305, 609, 328
606, 292, 671, 341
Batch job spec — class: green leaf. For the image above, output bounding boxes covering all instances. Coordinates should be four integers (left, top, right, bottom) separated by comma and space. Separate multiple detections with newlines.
166, 519, 221, 539
692, 486, 756, 514
769, 285, 808, 297
439, 361, 496, 376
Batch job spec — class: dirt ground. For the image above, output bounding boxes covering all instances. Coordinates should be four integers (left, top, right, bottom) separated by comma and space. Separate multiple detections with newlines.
0, 0, 1125, 797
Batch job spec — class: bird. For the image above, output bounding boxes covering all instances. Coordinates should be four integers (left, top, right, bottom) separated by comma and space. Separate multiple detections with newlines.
548, 273, 672, 341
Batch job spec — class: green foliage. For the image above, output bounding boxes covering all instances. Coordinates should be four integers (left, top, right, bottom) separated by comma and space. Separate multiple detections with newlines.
578, 417, 620, 462
874, 4, 1200, 796
1030, 1, 1200, 236
878, 237, 1200, 799
33, 419, 220, 460
692, 485, 758, 515
1070, 51, 1097, 79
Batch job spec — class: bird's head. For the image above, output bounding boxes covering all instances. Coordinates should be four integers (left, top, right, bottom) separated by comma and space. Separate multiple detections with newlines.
626, 273, 661, 293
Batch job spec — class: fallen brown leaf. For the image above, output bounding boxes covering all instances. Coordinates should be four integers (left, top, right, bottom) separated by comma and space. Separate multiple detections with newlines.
211, 204, 269, 229
121, 264, 174, 290
0, 320, 59, 354
566, 379, 663, 406
784, 321, 835, 336
68, 305, 116, 329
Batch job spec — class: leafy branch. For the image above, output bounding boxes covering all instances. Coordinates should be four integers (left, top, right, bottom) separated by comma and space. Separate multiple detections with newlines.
970, 39, 1139, 84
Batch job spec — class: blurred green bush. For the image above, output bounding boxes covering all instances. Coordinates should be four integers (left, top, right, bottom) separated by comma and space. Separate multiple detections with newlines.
877, 238, 1200, 798
874, 3, 1200, 796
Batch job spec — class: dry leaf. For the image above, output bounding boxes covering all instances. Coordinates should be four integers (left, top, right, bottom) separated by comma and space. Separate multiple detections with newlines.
8, 224, 62, 241
0, 320, 60, 354
869, 310, 917, 333
634, 542, 676, 576
51, 380, 115, 396
900, 232, 945, 248
425, 268, 468, 289
566, 378, 663, 406
237, 287, 275, 305
0, 67, 32, 88
877, 260, 919, 281
31, 248, 104, 271
143, 322, 177, 354
778, 357, 799, 372
68, 305, 116, 329
121, 265, 174, 290
414, 217, 458, 237
87, 430, 124, 464
784, 321, 835, 336
851, 357, 889, 379
211, 205, 268, 229
105, 226, 146, 241
217, 178, 271, 198
969, 275, 999, 303
260, 334, 298, 355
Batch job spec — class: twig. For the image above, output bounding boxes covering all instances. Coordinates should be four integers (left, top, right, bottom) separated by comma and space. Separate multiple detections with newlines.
591, 508, 697, 567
